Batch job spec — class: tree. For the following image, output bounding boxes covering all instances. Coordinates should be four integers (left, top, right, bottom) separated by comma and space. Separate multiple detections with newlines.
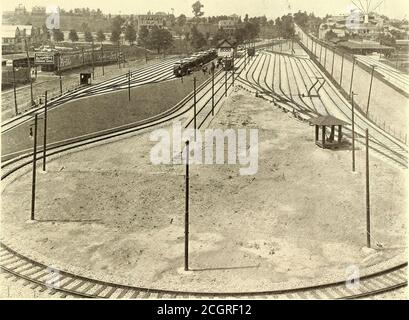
110, 29, 120, 43
190, 25, 207, 49
138, 26, 150, 47
125, 24, 137, 45
96, 30, 106, 42
81, 22, 89, 33
212, 28, 228, 46
68, 29, 79, 42
192, 1, 204, 19
84, 30, 93, 42
149, 26, 174, 53
41, 24, 50, 42
53, 29, 64, 42
177, 14, 187, 27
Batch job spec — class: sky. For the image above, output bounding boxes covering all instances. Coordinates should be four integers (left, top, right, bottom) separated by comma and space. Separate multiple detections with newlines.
1, 0, 408, 19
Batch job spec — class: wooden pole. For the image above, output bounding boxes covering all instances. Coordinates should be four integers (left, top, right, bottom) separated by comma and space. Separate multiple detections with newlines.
225, 70, 227, 97
365, 129, 371, 248
350, 57, 356, 97
58, 55, 62, 95
184, 140, 190, 271
12, 64, 18, 115
340, 53, 345, 86
31, 114, 38, 221
211, 70, 215, 116
331, 50, 335, 77
352, 92, 356, 172
24, 37, 34, 106
193, 77, 197, 140
366, 65, 375, 116
101, 43, 105, 76
128, 70, 131, 101
319, 44, 322, 63
91, 40, 95, 80
42, 91, 48, 172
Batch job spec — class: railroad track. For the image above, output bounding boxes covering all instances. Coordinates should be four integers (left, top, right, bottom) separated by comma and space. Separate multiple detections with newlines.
2, 57, 179, 134
239, 47, 408, 169
0, 244, 406, 299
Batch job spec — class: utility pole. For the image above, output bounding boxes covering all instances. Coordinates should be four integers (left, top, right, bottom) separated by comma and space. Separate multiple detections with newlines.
212, 69, 215, 116
232, 52, 235, 86
340, 53, 345, 86
91, 40, 95, 80
184, 140, 190, 271
58, 55, 63, 95
365, 128, 371, 248
366, 65, 376, 116
225, 69, 228, 97
12, 64, 18, 115
319, 44, 322, 63
31, 114, 39, 221
42, 91, 48, 172
128, 70, 131, 101
350, 57, 356, 97
101, 43, 105, 76
24, 36, 34, 106
117, 41, 121, 69
331, 50, 335, 77
324, 46, 327, 68
193, 77, 197, 140
352, 92, 357, 172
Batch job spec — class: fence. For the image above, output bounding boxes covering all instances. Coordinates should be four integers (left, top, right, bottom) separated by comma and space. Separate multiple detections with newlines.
298, 29, 408, 146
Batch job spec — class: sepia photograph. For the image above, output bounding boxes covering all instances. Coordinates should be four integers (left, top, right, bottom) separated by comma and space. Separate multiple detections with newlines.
0, 0, 408, 307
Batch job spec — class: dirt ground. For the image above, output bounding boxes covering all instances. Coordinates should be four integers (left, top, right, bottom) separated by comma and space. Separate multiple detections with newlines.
0, 90, 407, 293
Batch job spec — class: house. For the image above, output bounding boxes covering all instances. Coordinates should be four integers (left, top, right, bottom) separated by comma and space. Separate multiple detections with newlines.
1, 25, 34, 53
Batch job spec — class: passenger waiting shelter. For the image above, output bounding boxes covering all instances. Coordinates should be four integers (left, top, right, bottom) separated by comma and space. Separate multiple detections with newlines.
310, 115, 349, 149
80, 73, 92, 85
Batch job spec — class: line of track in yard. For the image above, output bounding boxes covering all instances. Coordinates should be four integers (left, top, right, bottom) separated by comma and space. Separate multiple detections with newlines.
1, 55, 250, 177
2, 58, 179, 134
0, 244, 406, 299
355, 55, 409, 94
238, 47, 407, 169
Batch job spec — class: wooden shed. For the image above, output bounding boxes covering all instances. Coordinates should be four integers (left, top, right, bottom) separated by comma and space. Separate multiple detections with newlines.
310, 115, 349, 149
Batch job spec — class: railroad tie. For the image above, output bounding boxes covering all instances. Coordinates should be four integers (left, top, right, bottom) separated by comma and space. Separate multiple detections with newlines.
130, 290, 141, 299
116, 288, 129, 299
93, 284, 108, 297
104, 286, 117, 299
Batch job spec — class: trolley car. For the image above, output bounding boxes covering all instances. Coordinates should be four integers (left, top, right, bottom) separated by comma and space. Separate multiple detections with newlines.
173, 49, 217, 77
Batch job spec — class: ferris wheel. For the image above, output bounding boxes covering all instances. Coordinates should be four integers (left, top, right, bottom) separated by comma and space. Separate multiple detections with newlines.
351, 0, 385, 22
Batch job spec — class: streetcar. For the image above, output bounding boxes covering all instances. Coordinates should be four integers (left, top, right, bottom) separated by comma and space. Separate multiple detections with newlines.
173, 49, 218, 77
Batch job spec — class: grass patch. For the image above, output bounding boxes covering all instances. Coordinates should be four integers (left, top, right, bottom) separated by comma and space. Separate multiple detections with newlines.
2, 71, 210, 156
